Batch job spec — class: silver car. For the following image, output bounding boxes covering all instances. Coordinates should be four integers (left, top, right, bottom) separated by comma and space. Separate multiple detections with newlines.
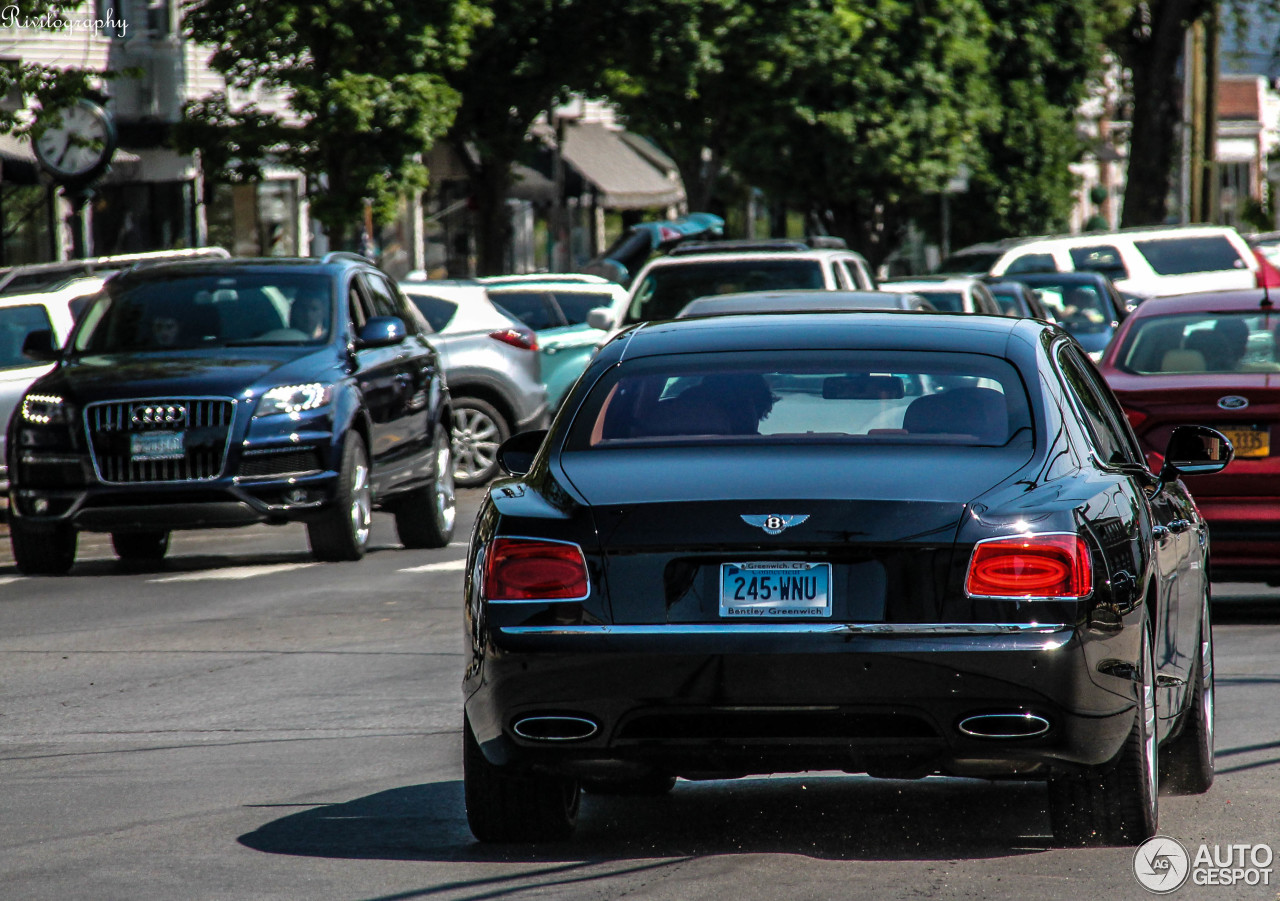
399, 280, 548, 486
0, 277, 104, 493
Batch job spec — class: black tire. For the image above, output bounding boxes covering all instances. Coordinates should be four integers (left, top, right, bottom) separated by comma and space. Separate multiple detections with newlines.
11, 519, 77, 575
1049, 618, 1159, 846
307, 433, 372, 562
1161, 593, 1215, 794
393, 423, 456, 549
451, 397, 510, 487
111, 531, 170, 563
581, 773, 676, 796
463, 714, 579, 843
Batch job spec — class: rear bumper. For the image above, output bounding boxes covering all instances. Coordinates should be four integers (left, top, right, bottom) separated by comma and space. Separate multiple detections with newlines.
463, 624, 1139, 781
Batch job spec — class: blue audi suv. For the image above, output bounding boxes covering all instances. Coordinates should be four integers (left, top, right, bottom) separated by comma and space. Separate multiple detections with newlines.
7, 253, 455, 573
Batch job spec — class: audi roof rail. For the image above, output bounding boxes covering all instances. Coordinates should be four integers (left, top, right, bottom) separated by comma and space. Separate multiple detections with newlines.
320, 251, 377, 265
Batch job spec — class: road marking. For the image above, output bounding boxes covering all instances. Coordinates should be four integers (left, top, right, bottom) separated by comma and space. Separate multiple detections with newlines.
399, 559, 467, 573
0, 576, 25, 585
149, 563, 316, 583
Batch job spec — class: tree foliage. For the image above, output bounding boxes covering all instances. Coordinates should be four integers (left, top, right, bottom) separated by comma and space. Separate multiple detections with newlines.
0, 3, 116, 136
441, 0, 624, 273
178, 0, 489, 245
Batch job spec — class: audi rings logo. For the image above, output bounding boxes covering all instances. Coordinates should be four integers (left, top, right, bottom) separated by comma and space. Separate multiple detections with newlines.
131, 403, 187, 427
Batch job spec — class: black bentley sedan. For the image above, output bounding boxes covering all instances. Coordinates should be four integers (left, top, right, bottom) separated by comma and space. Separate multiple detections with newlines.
8, 254, 455, 573
462, 312, 1230, 846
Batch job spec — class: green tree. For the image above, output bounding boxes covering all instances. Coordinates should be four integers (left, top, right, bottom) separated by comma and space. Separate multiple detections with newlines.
737, 0, 997, 265
442, 0, 624, 274
951, 0, 1121, 248
179, 0, 488, 248
0, 3, 114, 136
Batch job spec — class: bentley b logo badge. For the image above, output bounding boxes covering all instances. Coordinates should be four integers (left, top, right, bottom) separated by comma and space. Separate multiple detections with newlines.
1217, 395, 1249, 411
741, 514, 810, 535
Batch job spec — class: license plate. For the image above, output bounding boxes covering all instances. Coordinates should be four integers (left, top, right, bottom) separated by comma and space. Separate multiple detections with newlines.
720, 562, 832, 618
130, 431, 185, 461
1221, 427, 1269, 459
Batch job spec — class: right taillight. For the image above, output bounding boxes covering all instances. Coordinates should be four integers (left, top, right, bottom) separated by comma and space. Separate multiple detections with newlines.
484, 537, 589, 601
965, 534, 1092, 599
489, 327, 538, 351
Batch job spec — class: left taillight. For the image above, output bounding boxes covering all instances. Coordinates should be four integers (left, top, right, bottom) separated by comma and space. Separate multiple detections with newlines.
484, 537, 589, 601
489, 327, 538, 352
965, 533, 1092, 599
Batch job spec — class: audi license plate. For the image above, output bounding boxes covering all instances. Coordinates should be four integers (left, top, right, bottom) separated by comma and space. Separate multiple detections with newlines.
1221, 427, 1269, 459
720, 562, 832, 618
130, 431, 185, 461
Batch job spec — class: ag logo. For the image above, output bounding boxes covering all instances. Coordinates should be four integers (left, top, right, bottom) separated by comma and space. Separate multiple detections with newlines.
1217, 395, 1249, 411
740, 514, 810, 536
1133, 835, 1190, 894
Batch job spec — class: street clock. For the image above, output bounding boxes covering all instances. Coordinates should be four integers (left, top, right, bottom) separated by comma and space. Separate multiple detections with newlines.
34, 99, 117, 183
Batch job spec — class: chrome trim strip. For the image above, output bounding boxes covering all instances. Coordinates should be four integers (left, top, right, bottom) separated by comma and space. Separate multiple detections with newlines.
499, 623, 1069, 637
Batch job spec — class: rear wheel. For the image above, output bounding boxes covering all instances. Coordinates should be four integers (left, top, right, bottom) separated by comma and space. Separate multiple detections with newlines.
111, 530, 170, 564
1049, 617, 1158, 846
307, 434, 372, 562
451, 398, 509, 487
1161, 593, 1215, 794
11, 519, 77, 575
393, 424, 456, 549
463, 714, 579, 843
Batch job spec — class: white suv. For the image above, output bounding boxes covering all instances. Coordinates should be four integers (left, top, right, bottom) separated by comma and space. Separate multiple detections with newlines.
970, 225, 1262, 298
586, 239, 877, 334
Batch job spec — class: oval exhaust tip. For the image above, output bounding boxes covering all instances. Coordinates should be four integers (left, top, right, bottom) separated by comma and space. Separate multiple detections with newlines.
958, 713, 1051, 739
513, 715, 599, 742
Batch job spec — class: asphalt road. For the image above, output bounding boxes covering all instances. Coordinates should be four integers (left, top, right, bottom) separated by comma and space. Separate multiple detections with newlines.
1, 491, 1279, 900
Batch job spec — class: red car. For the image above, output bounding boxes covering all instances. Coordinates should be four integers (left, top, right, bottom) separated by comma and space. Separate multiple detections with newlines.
1099, 287, 1280, 581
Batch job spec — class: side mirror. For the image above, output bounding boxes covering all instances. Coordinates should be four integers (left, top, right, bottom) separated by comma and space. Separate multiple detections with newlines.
22, 329, 59, 363
585, 308, 614, 331
356, 316, 406, 349
1161, 425, 1233, 478
496, 429, 548, 477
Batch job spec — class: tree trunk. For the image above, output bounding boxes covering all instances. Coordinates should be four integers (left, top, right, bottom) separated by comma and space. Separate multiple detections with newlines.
1120, 0, 1212, 227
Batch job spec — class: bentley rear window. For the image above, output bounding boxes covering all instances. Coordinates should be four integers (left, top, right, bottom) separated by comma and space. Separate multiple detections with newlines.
566, 350, 1032, 449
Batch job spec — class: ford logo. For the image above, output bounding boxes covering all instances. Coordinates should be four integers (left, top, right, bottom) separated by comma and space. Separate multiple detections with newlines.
1217, 395, 1249, 411
131, 403, 187, 426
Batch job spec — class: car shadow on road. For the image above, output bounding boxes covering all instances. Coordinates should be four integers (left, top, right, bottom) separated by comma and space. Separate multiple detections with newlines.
238, 775, 1053, 863
0, 542, 410, 578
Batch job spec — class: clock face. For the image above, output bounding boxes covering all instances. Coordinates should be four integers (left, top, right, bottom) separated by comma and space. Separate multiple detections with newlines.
34, 100, 116, 182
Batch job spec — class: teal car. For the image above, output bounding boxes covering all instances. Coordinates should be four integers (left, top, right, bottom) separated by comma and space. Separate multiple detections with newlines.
486, 282, 626, 410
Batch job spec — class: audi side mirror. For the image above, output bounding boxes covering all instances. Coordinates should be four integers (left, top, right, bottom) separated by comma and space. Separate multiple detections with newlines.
356, 316, 406, 349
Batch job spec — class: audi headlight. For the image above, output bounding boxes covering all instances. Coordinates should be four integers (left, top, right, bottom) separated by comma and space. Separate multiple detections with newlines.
253, 383, 334, 418
21, 394, 71, 425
